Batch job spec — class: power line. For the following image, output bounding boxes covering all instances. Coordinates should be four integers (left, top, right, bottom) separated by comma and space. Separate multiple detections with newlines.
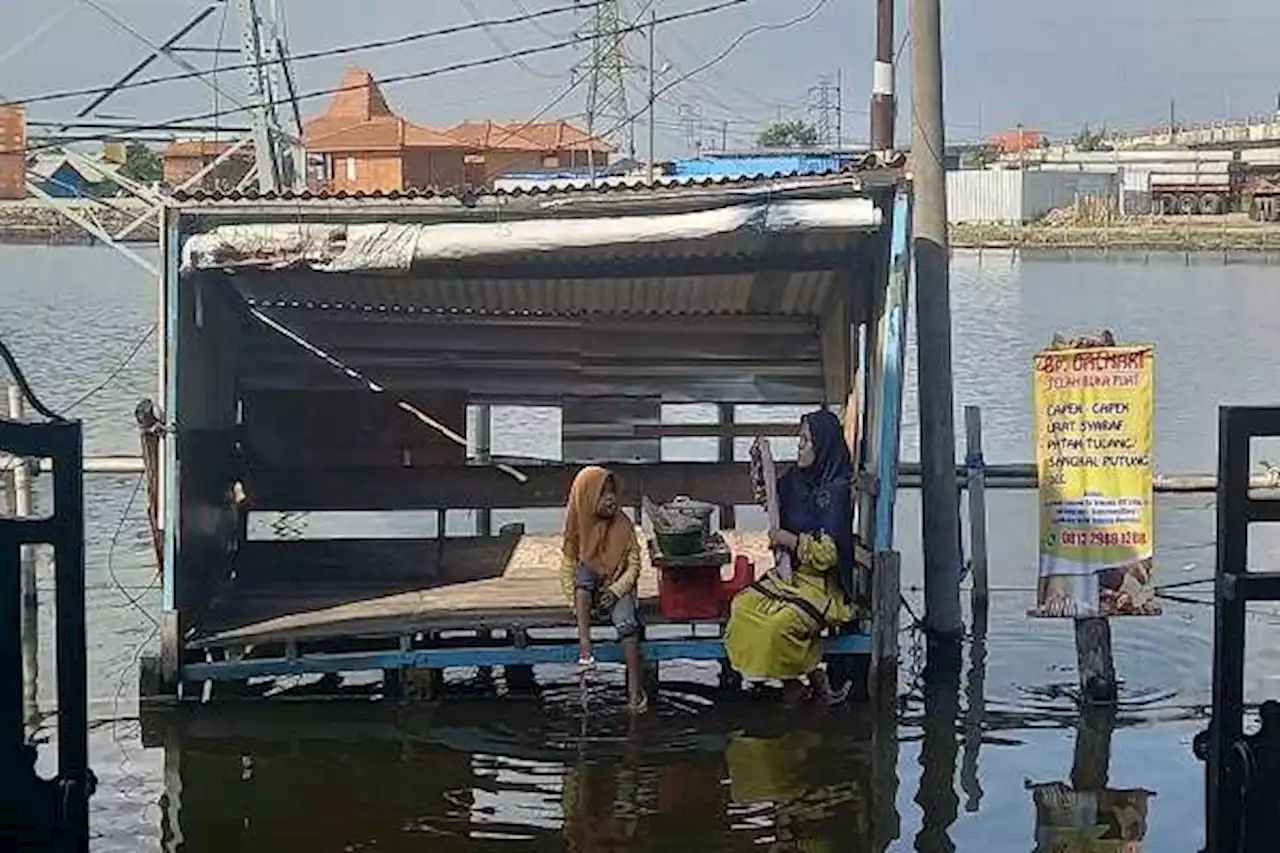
23, 0, 750, 156
458, 0, 566, 81
474, 76, 590, 185
594, 0, 828, 146
508, 0, 574, 40
2, 1, 606, 110
60, 324, 157, 416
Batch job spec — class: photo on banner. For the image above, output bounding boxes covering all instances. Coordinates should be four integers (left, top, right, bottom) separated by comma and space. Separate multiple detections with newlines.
1030, 340, 1158, 618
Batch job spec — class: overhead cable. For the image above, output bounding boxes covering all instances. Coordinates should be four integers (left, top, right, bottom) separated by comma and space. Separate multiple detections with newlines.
3, 1, 606, 109
22, 0, 749, 156
595, 0, 827, 146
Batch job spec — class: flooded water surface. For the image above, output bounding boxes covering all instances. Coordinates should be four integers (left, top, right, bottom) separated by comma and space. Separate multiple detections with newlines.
4, 244, 1280, 851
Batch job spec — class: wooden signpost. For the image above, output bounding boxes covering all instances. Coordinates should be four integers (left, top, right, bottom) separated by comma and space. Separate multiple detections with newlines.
1033, 332, 1156, 707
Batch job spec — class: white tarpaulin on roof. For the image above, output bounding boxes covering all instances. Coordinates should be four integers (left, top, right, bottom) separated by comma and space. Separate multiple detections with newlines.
179, 197, 881, 274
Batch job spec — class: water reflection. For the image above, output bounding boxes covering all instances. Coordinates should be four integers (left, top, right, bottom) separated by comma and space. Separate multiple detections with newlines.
127, 623, 1189, 853
914, 641, 963, 853
960, 613, 989, 814
141, 689, 898, 852
1028, 707, 1154, 851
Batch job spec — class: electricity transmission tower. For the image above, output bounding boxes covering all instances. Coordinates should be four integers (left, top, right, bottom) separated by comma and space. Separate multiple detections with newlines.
807, 73, 842, 148
677, 102, 704, 155
578, 0, 631, 163
235, 0, 306, 192
17, 0, 307, 277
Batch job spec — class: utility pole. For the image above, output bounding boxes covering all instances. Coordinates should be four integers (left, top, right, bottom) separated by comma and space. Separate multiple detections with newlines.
870, 0, 895, 150
647, 11, 657, 183
1169, 97, 1177, 143
911, 0, 963, 637
836, 68, 843, 148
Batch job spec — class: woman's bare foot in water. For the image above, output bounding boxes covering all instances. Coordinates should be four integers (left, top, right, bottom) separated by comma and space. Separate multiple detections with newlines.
808, 668, 851, 707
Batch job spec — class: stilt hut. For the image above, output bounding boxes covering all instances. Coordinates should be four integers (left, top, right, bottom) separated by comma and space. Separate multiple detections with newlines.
141, 161, 912, 700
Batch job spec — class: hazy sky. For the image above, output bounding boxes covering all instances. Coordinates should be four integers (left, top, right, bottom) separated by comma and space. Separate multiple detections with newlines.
3, 0, 1279, 157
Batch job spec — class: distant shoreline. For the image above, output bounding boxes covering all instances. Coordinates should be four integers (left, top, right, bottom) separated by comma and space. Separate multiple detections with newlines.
951, 216, 1280, 253
0, 200, 158, 247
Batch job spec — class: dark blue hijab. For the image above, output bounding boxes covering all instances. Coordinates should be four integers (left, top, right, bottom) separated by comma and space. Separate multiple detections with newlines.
777, 410, 855, 599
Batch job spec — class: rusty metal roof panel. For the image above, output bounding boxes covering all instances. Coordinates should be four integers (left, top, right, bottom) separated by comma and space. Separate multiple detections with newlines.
232, 269, 839, 317
170, 154, 906, 205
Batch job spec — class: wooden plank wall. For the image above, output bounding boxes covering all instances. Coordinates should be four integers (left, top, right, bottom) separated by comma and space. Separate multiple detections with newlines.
240, 390, 466, 468
176, 276, 245, 621
561, 396, 661, 464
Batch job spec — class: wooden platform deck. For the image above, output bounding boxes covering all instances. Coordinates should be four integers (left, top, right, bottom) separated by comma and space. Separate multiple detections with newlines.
193, 530, 776, 649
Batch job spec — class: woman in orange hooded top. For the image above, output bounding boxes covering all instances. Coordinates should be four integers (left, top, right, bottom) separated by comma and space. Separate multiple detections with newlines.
559, 465, 648, 713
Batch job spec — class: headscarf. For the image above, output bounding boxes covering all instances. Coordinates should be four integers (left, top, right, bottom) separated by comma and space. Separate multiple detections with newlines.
777, 410, 855, 598
563, 465, 637, 579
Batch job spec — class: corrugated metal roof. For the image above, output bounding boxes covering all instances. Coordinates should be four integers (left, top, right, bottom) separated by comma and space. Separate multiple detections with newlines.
231, 269, 840, 318
171, 152, 906, 203
234, 302, 833, 404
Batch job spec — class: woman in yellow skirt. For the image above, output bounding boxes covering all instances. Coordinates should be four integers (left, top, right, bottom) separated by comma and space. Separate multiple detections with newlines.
724, 410, 854, 706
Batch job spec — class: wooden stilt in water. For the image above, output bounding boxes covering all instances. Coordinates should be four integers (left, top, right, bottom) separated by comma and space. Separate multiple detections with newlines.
869, 550, 901, 700
504, 664, 537, 695
964, 406, 989, 618
9, 385, 37, 724
1074, 617, 1117, 705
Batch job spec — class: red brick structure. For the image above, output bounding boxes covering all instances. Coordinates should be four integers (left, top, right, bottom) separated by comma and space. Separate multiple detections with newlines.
303, 69, 468, 193
304, 68, 612, 192
160, 139, 254, 191
0, 105, 25, 199
445, 119, 613, 186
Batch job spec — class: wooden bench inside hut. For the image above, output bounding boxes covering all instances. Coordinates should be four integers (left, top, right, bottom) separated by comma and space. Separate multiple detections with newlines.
156, 171, 909, 687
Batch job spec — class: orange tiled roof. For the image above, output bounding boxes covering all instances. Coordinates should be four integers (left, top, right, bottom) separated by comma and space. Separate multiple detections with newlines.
446, 119, 612, 153
301, 68, 613, 155
162, 139, 252, 159
303, 68, 464, 152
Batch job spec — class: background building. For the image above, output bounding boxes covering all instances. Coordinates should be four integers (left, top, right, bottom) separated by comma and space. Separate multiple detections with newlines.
303, 68, 610, 193
160, 140, 254, 192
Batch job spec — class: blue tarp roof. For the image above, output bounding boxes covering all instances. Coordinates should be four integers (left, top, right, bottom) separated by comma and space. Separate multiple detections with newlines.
671, 154, 847, 179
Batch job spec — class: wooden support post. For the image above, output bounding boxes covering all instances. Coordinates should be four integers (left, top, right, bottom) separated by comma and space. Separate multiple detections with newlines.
404, 666, 444, 702
718, 658, 743, 693
869, 550, 900, 700
1074, 617, 1117, 705
475, 404, 492, 537
716, 403, 736, 529
964, 406, 989, 618
8, 386, 37, 724
504, 664, 537, 696
434, 508, 447, 577
911, 0, 964, 638
135, 399, 164, 571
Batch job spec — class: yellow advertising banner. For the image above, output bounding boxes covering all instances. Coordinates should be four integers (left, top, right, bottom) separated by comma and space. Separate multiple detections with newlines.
1031, 345, 1158, 618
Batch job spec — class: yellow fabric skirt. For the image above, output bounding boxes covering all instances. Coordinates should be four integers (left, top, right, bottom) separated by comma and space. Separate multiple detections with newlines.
723, 584, 823, 680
